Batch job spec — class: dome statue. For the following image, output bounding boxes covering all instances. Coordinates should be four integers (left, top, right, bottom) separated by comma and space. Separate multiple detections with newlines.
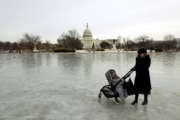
83, 23, 93, 38
82, 23, 94, 49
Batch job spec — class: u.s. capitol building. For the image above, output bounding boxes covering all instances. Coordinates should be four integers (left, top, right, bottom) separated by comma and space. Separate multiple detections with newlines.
81, 24, 118, 50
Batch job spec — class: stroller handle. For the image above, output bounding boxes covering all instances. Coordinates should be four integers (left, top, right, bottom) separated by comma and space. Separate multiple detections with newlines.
122, 69, 134, 80
113, 69, 134, 88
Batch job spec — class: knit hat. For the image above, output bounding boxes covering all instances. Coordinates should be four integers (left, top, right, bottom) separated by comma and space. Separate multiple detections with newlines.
138, 48, 147, 54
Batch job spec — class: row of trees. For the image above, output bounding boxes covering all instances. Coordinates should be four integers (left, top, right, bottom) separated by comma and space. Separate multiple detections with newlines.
92, 34, 179, 51
0, 30, 83, 53
119, 34, 178, 51
0, 34, 54, 52
119, 39, 177, 51
99, 34, 178, 51
0, 31, 179, 52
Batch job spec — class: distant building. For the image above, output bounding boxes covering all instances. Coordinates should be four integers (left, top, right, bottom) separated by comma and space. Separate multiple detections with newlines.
81, 24, 94, 49
81, 24, 118, 49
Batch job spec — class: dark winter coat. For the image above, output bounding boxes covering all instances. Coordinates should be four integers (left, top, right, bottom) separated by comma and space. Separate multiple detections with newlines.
134, 55, 152, 94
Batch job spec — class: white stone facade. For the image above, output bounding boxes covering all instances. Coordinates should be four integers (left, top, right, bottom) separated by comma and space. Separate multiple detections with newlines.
81, 24, 94, 49
81, 24, 118, 49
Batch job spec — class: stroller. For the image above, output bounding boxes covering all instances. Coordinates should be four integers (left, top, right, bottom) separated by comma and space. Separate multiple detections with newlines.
98, 69, 134, 103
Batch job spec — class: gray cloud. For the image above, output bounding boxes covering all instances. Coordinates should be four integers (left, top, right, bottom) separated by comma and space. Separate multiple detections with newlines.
0, 0, 180, 42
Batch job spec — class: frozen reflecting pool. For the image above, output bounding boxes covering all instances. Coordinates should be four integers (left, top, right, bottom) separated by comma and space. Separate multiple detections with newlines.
0, 52, 180, 120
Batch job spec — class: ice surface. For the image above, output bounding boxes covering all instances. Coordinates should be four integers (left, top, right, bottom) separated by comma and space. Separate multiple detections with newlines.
0, 53, 180, 120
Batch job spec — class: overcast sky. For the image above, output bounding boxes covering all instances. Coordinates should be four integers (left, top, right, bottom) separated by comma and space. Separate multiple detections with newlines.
0, 0, 180, 43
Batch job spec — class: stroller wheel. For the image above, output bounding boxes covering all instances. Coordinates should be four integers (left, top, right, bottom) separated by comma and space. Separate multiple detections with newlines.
115, 97, 120, 103
98, 92, 102, 99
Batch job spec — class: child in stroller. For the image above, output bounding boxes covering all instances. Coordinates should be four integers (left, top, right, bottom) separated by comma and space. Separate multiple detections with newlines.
98, 69, 134, 103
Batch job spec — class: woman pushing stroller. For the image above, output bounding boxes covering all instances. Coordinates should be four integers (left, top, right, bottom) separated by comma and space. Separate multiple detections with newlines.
131, 48, 152, 105
99, 48, 151, 105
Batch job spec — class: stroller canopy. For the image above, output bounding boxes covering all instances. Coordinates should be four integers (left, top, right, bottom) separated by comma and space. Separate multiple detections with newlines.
105, 69, 121, 87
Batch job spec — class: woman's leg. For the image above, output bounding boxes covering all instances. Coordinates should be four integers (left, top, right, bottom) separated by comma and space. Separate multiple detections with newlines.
131, 93, 139, 105
142, 94, 148, 105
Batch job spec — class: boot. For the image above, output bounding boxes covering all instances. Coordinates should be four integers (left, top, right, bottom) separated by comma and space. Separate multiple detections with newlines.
131, 93, 138, 105
142, 94, 148, 105
131, 100, 138, 105
142, 100, 148, 105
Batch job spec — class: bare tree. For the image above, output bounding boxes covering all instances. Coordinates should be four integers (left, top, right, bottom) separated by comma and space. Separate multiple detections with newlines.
57, 30, 83, 50
135, 35, 152, 48
3, 42, 11, 50
43, 40, 52, 50
19, 33, 41, 50
135, 35, 150, 43
0, 41, 4, 50
100, 41, 112, 49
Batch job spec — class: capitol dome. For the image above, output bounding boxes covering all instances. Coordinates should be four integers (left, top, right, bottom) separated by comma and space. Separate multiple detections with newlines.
83, 24, 92, 38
